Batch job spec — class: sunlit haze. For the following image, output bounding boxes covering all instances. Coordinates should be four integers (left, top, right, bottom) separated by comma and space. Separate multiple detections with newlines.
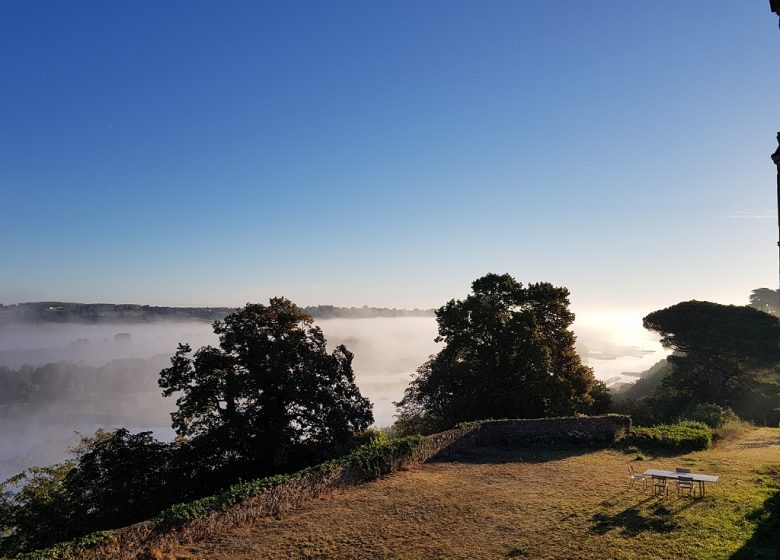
0, 315, 663, 433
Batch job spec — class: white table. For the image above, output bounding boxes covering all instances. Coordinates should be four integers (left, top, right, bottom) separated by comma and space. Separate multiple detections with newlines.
643, 469, 719, 496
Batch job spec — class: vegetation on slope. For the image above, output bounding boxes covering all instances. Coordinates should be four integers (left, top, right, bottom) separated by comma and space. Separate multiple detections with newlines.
0, 299, 375, 557
613, 297, 780, 427
0, 433, 426, 560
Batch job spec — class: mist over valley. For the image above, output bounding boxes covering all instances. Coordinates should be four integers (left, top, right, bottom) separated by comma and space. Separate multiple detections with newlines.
0, 311, 663, 482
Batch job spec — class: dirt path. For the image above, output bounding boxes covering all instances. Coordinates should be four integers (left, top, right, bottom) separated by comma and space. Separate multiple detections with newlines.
170, 429, 780, 560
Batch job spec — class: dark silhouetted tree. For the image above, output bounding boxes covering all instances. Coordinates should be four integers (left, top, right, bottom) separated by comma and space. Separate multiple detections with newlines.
395, 273, 603, 431
159, 298, 373, 479
0, 429, 178, 555
62, 429, 176, 534
643, 301, 780, 422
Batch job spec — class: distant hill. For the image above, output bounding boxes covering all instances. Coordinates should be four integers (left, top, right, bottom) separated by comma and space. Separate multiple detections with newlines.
0, 302, 435, 324
302, 305, 435, 319
609, 358, 672, 401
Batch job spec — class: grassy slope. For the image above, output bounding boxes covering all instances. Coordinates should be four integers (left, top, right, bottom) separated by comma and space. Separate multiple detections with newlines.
165, 427, 780, 560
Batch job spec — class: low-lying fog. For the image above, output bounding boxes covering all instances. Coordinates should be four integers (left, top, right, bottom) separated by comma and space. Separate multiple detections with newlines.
0, 321, 219, 368
0, 314, 663, 481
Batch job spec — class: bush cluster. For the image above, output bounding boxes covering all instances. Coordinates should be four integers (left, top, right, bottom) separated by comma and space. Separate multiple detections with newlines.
684, 403, 738, 429
348, 436, 423, 479
622, 421, 712, 453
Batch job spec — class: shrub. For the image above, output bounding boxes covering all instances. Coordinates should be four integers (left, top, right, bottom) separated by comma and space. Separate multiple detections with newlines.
351, 428, 390, 447
390, 410, 448, 437
321, 428, 390, 460
676, 420, 710, 431
348, 436, 423, 479
685, 403, 737, 429
622, 422, 712, 453
712, 417, 752, 443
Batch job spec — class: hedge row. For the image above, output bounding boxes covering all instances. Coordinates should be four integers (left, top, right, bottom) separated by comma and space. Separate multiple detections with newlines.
622, 421, 712, 452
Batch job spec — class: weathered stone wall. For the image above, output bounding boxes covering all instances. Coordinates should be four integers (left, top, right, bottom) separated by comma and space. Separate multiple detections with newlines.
464, 415, 631, 449
411, 426, 479, 462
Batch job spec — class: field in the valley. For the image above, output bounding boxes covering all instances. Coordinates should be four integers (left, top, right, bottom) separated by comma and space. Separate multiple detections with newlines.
168, 428, 780, 560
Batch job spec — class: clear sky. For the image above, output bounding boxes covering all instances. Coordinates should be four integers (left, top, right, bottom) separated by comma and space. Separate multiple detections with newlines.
1, 1, 778, 314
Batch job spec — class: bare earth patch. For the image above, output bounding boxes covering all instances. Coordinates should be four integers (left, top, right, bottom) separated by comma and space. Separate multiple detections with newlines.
171, 428, 780, 560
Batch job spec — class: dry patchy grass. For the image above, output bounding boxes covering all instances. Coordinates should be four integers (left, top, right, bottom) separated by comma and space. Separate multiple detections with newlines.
170, 428, 780, 560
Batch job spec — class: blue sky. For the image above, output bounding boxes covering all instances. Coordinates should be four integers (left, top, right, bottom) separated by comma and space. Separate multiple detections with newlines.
1, 1, 778, 313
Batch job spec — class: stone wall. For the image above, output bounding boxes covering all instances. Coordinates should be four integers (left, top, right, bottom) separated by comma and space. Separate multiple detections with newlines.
462, 415, 631, 449
411, 425, 478, 462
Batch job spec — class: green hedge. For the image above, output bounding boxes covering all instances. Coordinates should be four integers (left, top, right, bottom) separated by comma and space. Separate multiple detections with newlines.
622, 421, 712, 453
348, 436, 423, 479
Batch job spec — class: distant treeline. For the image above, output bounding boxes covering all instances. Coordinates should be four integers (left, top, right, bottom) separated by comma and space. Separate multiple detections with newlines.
0, 302, 435, 324
0, 303, 232, 324
0, 355, 171, 416
303, 305, 434, 319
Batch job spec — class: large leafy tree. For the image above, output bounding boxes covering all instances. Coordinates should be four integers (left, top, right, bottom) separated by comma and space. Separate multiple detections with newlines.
643, 301, 780, 421
395, 273, 605, 431
159, 298, 373, 477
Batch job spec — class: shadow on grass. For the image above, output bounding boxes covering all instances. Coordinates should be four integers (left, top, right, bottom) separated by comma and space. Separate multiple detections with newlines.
590, 498, 702, 537
436, 439, 703, 466
434, 443, 611, 465
729, 492, 780, 560
618, 446, 703, 461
